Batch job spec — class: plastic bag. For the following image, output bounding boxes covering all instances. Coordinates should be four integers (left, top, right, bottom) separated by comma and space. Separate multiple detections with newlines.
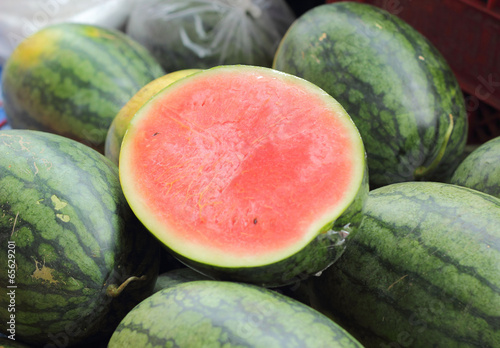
0, 0, 138, 64
125, 0, 296, 72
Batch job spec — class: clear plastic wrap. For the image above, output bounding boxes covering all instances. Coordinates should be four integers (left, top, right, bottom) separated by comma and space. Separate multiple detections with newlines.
126, 0, 296, 72
0, 0, 138, 64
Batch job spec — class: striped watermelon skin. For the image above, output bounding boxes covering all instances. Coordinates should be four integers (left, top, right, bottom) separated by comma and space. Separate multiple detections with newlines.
305, 182, 500, 347
450, 136, 500, 199
1, 23, 165, 153
273, 2, 468, 188
109, 280, 363, 348
0, 130, 160, 346
153, 267, 212, 293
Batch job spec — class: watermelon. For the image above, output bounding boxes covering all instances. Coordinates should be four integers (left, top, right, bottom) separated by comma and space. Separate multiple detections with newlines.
0, 129, 160, 346
108, 280, 363, 347
119, 65, 368, 287
105, 69, 201, 165
273, 2, 468, 188
450, 135, 500, 199
1, 23, 165, 154
153, 267, 212, 293
304, 181, 500, 347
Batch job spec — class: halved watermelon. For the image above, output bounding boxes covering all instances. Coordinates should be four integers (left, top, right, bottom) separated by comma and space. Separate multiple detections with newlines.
119, 65, 368, 287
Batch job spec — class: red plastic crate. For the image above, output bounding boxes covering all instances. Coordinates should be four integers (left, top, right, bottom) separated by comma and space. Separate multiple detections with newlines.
325, 0, 500, 144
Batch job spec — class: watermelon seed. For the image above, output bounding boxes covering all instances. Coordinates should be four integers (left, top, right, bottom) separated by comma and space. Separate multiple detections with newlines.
153, 132, 159, 136
253, 218, 258, 224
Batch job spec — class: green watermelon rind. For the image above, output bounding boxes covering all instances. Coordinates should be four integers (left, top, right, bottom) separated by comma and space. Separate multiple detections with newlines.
306, 181, 500, 347
109, 280, 364, 348
0, 129, 160, 346
273, 2, 468, 188
450, 136, 500, 199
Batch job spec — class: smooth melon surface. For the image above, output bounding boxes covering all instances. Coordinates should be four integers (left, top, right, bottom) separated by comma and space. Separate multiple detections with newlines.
120, 65, 365, 268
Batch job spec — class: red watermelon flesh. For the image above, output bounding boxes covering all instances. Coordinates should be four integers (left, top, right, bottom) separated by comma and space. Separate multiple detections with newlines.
119, 65, 366, 272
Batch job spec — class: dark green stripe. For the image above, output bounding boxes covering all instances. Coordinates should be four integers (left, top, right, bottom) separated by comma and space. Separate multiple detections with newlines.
350, 235, 499, 330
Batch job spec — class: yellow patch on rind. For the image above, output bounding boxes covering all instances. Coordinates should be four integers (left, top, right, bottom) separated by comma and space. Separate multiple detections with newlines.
51, 195, 67, 210
8, 28, 62, 69
31, 259, 59, 284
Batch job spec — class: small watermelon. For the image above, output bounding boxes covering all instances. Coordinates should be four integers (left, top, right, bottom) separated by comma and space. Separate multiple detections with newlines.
306, 181, 500, 347
273, 2, 468, 188
108, 280, 363, 347
105, 69, 201, 165
1, 23, 165, 153
450, 136, 500, 199
0, 129, 160, 346
119, 65, 368, 287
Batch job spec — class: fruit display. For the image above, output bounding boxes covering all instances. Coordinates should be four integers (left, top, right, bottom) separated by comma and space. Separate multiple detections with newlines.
0, 1, 498, 347
118, 65, 368, 287
273, 2, 468, 188
1, 22, 165, 153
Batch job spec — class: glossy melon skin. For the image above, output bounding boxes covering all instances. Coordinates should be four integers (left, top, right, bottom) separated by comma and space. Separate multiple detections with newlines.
450, 136, 500, 199
1, 23, 165, 153
109, 280, 364, 348
119, 65, 368, 287
273, 2, 468, 188
0, 130, 160, 346
306, 182, 500, 347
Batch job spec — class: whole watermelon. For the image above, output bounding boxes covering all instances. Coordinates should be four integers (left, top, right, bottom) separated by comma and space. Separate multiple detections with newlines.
305, 181, 500, 347
1, 23, 165, 153
109, 280, 364, 347
273, 2, 468, 188
0, 130, 160, 346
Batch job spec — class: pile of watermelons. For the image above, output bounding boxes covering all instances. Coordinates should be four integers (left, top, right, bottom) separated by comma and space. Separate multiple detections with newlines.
0, 1, 499, 347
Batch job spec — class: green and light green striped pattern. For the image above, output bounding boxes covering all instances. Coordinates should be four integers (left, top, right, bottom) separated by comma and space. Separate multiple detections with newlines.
109, 280, 363, 348
273, 2, 467, 188
450, 136, 500, 199
307, 181, 500, 347
0, 129, 159, 346
1, 23, 165, 152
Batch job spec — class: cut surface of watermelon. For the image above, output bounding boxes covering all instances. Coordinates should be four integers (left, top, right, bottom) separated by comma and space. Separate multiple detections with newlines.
120, 65, 365, 269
